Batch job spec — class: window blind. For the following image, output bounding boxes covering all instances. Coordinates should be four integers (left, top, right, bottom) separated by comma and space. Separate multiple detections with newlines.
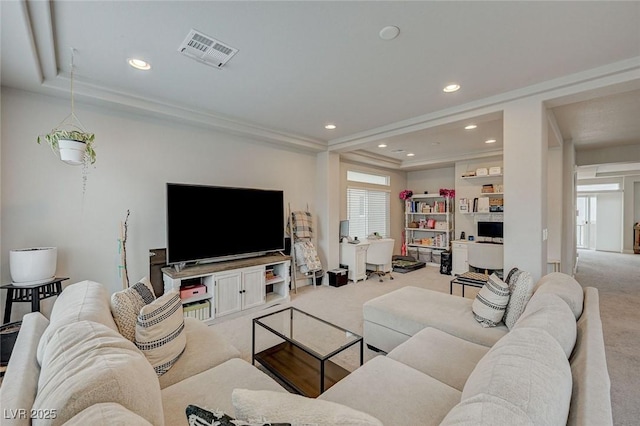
347, 187, 390, 239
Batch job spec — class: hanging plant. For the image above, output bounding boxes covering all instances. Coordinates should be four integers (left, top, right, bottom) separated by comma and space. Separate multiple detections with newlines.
36, 48, 96, 196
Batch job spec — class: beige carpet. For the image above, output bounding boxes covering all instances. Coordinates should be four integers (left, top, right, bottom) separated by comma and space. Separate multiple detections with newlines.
574, 249, 640, 426
210, 257, 635, 424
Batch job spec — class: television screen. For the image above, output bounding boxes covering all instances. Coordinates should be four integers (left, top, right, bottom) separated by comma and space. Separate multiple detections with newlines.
339, 220, 349, 240
477, 221, 503, 243
167, 183, 284, 264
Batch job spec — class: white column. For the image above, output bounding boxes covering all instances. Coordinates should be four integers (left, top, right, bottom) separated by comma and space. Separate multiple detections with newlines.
316, 151, 341, 284
503, 98, 548, 281
562, 140, 577, 273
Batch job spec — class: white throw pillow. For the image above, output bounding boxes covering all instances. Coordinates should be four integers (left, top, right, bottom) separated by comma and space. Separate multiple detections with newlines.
472, 273, 510, 327
232, 389, 383, 426
110, 277, 156, 341
135, 290, 186, 376
503, 268, 535, 329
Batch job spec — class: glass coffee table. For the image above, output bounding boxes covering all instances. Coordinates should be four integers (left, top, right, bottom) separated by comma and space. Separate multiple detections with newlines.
252, 307, 363, 398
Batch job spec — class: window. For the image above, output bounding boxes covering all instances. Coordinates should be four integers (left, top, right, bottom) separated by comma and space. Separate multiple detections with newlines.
577, 183, 620, 192
347, 170, 390, 186
347, 187, 390, 239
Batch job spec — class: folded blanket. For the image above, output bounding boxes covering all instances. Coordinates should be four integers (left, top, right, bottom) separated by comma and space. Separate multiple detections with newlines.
289, 211, 313, 239
294, 241, 322, 273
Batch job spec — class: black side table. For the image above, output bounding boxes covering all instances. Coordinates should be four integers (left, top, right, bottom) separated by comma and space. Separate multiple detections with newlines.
1, 277, 69, 324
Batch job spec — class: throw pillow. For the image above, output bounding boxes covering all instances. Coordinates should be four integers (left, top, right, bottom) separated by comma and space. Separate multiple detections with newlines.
232, 389, 384, 426
471, 273, 510, 327
186, 405, 291, 426
503, 268, 535, 329
110, 277, 156, 341
135, 290, 186, 376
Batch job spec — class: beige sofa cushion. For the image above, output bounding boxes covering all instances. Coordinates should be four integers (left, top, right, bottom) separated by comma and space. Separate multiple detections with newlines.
34, 320, 163, 426
568, 287, 613, 426
232, 389, 383, 425
0, 312, 49, 426
158, 317, 241, 389
512, 292, 577, 358
111, 277, 156, 341
64, 403, 153, 425
440, 393, 531, 425
36, 280, 118, 364
319, 356, 461, 426
533, 272, 584, 319
387, 327, 489, 391
161, 358, 287, 426
363, 286, 507, 347
462, 327, 572, 425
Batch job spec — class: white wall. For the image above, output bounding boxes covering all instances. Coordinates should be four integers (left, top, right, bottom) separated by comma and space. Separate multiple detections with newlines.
596, 192, 623, 252
407, 167, 456, 196
1, 88, 318, 320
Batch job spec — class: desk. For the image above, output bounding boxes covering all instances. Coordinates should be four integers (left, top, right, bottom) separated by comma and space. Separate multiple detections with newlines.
1, 277, 68, 323
340, 242, 369, 282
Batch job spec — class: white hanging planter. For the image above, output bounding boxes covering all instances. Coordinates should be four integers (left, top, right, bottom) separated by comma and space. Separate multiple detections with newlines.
58, 138, 87, 166
9, 247, 58, 285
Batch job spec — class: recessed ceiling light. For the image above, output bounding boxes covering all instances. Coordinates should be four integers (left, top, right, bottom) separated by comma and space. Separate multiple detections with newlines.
324, 124, 337, 130
464, 124, 477, 130
406, 153, 415, 157
379, 26, 400, 40
128, 58, 151, 70
443, 83, 460, 93
485, 139, 497, 144
378, 144, 387, 148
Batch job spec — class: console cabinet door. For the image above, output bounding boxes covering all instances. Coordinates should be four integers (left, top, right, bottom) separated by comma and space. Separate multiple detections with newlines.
215, 272, 242, 317
242, 267, 266, 310
452, 242, 469, 275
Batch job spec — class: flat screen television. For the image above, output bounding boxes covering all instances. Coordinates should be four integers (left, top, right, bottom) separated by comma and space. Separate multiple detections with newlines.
166, 183, 285, 265
477, 221, 504, 244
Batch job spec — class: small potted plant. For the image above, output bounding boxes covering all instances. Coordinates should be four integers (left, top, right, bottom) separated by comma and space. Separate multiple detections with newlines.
37, 129, 96, 166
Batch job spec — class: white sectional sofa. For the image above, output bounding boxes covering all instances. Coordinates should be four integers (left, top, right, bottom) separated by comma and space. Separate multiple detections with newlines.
321, 272, 612, 425
0, 280, 288, 425
1, 272, 612, 425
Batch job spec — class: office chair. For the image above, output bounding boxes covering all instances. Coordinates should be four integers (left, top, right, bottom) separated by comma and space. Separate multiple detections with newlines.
467, 242, 504, 276
365, 238, 395, 282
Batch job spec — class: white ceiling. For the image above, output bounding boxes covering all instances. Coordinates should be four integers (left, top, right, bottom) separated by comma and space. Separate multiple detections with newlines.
2, 1, 640, 175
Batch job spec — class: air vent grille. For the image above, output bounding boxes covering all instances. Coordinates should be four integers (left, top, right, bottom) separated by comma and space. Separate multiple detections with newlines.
178, 29, 238, 69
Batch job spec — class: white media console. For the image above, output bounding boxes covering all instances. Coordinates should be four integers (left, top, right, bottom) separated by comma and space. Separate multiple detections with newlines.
162, 253, 291, 325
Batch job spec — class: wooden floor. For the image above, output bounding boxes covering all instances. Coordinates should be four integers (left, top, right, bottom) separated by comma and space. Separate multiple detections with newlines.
254, 341, 350, 397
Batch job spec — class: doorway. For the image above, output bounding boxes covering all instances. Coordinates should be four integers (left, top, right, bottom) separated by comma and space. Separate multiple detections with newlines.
577, 195, 596, 249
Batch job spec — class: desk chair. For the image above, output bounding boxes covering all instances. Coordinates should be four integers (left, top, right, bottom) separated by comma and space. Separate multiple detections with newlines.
468, 243, 504, 276
450, 243, 503, 296
365, 238, 395, 282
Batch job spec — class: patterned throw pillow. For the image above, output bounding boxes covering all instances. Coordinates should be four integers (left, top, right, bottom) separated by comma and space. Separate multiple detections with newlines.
110, 277, 156, 341
503, 268, 535, 329
135, 290, 186, 376
185, 405, 291, 426
472, 273, 510, 327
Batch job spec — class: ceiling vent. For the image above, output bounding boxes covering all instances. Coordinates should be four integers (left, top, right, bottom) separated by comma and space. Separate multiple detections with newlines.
178, 29, 238, 69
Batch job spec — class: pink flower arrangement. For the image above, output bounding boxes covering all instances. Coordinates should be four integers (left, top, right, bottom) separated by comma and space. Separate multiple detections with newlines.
399, 190, 413, 200
439, 188, 455, 198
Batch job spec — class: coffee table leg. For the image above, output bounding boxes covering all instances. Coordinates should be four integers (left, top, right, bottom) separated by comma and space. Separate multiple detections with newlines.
251, 320, 256, 365
360, 340, 364, 365
320, 360, 325, 394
